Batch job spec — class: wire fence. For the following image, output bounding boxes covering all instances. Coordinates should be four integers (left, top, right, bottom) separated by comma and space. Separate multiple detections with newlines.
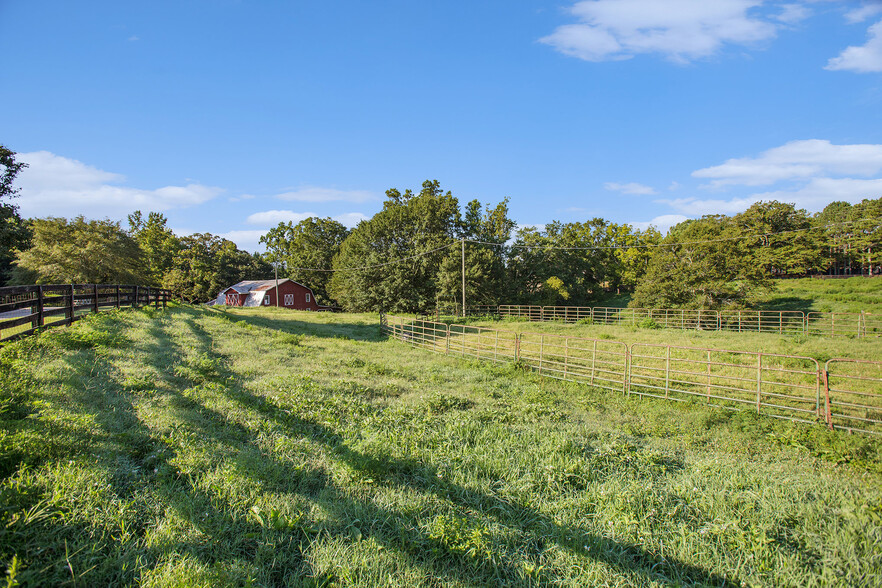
0, 284, 170, 343
479, 305, 881, 338
380, 313, 882, 435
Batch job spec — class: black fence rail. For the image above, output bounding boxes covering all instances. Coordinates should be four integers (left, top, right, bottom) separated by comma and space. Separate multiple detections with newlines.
0, 284, 171, 343
381, 313, 882, 435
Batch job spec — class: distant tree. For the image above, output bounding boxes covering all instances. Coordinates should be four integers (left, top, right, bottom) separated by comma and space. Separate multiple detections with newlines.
0, 146, 31, 285
259, 217, 350, 305
12, 216, 145, 284
329, 180, 460, 312
630, 215, 770, 310
504, 219, 656, 305
128, 210, 182, 286
436, 198, 516, 308
163, 233, 271, 302
736, 201, 823, 276
850, 197, 882, 275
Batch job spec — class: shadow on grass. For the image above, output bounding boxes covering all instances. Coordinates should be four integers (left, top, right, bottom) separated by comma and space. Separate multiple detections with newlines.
1, 309, 738, 587
201, 305, 384, 342
755, 296, 815, 313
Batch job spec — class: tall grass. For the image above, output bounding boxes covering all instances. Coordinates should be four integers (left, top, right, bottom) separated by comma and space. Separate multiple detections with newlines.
0, 304, 879, 586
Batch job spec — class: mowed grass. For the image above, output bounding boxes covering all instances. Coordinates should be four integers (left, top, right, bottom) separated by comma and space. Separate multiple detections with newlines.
0, 305, 880, 587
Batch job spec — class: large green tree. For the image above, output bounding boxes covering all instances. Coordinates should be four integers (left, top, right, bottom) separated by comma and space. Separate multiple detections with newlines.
259, 217, 350, 305
505, 220, 657, 306
13, 216, 145, 284
736, 201, 823, 277
128, 210, 182, 286
329, 180, 460, 312
630, 215, 770, 310
436, 198, 516, 309
163, 233, 272, 302
0, 146, 31, 286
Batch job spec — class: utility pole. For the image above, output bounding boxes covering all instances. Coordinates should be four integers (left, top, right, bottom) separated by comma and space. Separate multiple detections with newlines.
274, 256, 279, 307
461, 237, 466, 317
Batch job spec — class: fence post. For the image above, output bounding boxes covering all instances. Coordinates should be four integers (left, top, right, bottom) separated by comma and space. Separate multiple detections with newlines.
665, 345, 671, 399
115, 285, 121, 309
564, 338, 569, 381
92, 284, 99, 314
35, 285, 44, 329
446, 324, 450, 355
706, 349, 711, 403
134, 285, 139, 308
590, 340, 597, 387
756, 353, 762, 414
515, 333, 521, 362
821, 365, 833, 430
66, 284, 74, 321
539, 334, 544, 377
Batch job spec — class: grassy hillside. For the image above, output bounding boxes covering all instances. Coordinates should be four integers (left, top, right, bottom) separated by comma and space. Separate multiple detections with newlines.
0, 305, 880, 587
592, 276, 882, 313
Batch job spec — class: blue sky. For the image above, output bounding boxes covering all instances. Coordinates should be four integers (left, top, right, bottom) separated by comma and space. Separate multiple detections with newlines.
3, 0, 882, 252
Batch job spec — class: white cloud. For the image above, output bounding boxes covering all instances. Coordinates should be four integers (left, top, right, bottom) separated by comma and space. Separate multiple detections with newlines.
275, 186, 375, 203
826, 19, 882, 72
844, 2, 882, 24
659, 177, 882, 217
629, 214, 689, 233
658, 196, 764, 216
604, 181, 656, 195
219, 230, 268, 253
246, 210, 318, 226
16, 151, 221, 219
540, 0, 778, 63
334, 212, 369, 227
692, 139, 882, 187
774, 3, 811, 25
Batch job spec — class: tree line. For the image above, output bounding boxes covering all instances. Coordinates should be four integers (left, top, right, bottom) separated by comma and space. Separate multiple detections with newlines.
2, 146, 880, 311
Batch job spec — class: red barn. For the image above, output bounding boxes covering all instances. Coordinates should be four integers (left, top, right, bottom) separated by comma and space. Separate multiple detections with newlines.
214, 279, 329, 311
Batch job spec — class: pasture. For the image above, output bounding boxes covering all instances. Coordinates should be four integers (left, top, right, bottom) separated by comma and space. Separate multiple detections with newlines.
0, 304, 880, 586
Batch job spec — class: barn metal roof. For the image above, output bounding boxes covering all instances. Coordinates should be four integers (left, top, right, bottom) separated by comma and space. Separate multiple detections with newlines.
225, 279, 295, 294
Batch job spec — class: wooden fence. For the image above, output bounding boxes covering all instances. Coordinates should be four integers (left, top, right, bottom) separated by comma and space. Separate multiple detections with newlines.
485, 305, 881, 338
0, 284, 171, 343
381, 314, 882, 435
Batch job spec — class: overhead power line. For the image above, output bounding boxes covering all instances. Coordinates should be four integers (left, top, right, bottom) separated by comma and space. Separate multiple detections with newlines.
468, 216, 882, 252
282, 216, 881, 273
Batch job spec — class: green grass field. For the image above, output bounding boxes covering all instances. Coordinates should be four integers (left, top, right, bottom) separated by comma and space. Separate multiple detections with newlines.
1, 304, 880, 587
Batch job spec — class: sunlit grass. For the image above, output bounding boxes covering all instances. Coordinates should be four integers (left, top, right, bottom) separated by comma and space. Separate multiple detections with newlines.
0, 304, 879, 586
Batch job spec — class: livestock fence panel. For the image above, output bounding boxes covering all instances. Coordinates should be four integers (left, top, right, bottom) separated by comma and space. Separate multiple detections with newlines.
517, 331, 629, 393
382, 314, 882, 435
381, 314, 629, 393
823, 359, 882, 434
627, 344, 821, 424
489, 305, 879, 338
0, 284, 170, 343
807, 312, 881, 338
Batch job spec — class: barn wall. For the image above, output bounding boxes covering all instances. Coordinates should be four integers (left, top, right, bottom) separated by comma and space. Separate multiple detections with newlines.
263, 281, 324, 310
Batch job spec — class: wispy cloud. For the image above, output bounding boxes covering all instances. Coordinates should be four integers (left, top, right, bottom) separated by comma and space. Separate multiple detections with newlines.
826, 19, 882, 73
246, 210, 318, 226
604, 181, 656, 195
692, 139, 882, 188
16, 151, 221, 219
629, 214, 689, 233
844, 2, 882, 24
273, 186, 376, 203
540, 0, 778, 64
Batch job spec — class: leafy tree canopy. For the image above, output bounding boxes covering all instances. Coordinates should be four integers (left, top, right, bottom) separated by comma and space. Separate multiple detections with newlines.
13, 216, 145, 284
0, 146, 31, 285
260, 217, 350, 305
